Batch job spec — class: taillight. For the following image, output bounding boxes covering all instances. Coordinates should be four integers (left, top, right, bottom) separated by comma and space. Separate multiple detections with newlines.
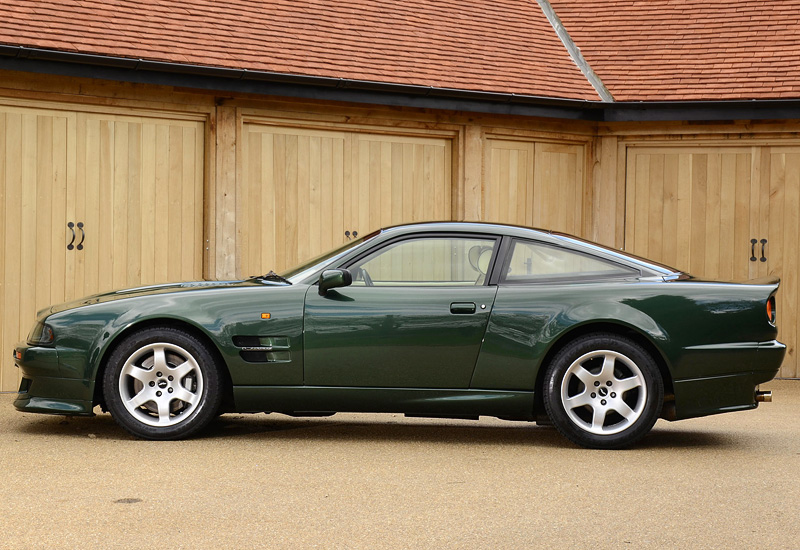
767, 296, 777, 326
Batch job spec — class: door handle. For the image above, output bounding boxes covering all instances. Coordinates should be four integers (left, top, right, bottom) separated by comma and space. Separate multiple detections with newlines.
750, 239, 757, 262
450, 302, 476, 314
76, 222, 85, 251
760, 239, 767, 262
67, 222, 76, 250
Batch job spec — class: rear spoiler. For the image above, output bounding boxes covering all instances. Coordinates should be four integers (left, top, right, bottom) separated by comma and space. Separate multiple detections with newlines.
746, 276, 781, 288
667, 274, 780, 289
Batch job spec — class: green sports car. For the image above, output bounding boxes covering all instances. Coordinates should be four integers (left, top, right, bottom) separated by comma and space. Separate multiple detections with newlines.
13, 222, 784, 449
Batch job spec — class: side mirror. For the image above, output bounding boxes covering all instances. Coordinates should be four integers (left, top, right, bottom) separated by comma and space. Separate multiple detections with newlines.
318, 269, 353, 296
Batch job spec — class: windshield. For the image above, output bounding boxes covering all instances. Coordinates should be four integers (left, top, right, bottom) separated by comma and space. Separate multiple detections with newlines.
280, 230, 380, 284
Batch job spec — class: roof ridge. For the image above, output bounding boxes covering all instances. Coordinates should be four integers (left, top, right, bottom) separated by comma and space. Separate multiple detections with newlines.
535, 0, 614, 102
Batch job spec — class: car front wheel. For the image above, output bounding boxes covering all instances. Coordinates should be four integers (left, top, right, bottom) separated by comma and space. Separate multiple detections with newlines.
103, 327, 223, 440
543, 333, 664, 449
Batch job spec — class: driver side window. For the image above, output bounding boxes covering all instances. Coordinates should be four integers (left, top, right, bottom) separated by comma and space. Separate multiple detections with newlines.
348, 236, 497, 286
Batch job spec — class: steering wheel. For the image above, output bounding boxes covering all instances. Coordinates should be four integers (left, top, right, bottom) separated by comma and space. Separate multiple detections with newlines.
351, 267, 374, 286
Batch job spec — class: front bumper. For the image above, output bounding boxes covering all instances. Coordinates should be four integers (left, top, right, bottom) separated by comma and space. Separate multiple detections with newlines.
13, 344, 95, 416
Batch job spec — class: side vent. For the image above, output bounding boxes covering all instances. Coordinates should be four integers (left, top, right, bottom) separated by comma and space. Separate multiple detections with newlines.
232, 336, 291, 363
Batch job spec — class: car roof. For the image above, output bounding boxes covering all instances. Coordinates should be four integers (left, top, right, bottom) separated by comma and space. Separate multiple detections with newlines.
372, 222, 677, 277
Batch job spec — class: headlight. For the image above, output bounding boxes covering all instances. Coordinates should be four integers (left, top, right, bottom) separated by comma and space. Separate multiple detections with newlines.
27, 321, 55, 346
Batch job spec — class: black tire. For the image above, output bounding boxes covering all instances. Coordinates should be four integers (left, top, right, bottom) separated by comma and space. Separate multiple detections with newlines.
543, 333, 664, 449
103, 327, 223, 440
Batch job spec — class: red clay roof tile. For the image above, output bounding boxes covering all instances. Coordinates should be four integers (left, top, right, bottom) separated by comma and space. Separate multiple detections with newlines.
0, 0, 600, 100
2, 1, 800, 102
549, 0, 800, 101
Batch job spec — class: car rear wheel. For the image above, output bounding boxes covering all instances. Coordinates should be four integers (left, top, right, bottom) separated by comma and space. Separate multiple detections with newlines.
103, 327, 223, 440
543, 333, 664, 449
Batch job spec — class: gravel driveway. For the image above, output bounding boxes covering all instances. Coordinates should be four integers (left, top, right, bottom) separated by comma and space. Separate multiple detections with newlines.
1, 379, 798, 549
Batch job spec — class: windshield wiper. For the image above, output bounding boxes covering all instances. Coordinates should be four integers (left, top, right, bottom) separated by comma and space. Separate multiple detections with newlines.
253, 271, 292, 284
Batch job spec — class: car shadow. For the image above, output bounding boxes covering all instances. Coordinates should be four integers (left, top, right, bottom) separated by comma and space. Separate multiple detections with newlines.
205, 413, 735, 450
13, 411, 736, 450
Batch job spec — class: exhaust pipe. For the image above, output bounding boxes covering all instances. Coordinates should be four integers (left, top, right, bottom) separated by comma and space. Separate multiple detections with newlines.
755, 390, 772, 403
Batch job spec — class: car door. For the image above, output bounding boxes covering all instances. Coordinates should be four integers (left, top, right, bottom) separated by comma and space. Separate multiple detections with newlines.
303, 234, 500, 388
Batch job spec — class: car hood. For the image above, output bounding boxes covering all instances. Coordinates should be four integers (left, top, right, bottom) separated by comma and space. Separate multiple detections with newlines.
46, 279, 288, 316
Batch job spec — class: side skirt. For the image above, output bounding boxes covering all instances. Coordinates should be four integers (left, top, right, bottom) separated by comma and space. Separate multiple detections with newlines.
232, 386, 536, 421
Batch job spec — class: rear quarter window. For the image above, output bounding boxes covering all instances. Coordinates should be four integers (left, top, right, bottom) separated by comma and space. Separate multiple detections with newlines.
500, 239, 638, 283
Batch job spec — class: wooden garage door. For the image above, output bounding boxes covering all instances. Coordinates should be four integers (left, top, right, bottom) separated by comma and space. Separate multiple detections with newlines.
240, 123, 452, 276
625, 145, 798, 378
0, 105, 205, 391
483, 139, 586, 236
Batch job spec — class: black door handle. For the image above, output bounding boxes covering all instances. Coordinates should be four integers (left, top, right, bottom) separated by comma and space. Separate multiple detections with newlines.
67, 222, 76, 250
760, 239, 767, 262
76, 222, 85, 250
750, 239, 757, 262
450, 302, 476, 314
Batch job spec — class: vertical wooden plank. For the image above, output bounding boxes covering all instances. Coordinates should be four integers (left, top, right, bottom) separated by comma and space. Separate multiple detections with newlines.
273, 133, 287, 272
780, 152, 799, 376
591, 136, 618, 247
74, 115, 93, 297
533, 144, 549, 228
320, 137, 333, 252
367, 140, 380, 230
462, 126, 482, 221
243, 129, 261, 275
661, 154, 679, 267
733, 153, 751, 282
525, 142, 535, 227
67, 113, 84, 301
750, 146, 765, 280
412, 143, 424, 222
704, 153, 722, 279
507, 149, 519, 223
391, 142, 403, 277
140, 123, 157, 284
2, 112, 23, 390
575, 145, 586, 237
444, 138, 453, 221
35, 115, 53, 311
718, 153, 736, 281
180, 125, 195, 280
214, 105, 237, 279
153, 123, 170, 283
332, 136, 345, 248
647, 154, 664, 262
0, 111, 6, 390
166, 125, 183, 280
113, 120, 129, 289
487, 146, 499, 223
262, 131, 276, 270
434, 143, 446, 223
296, 134, 310, 263
561, 150, 575, 233
633, 153, 650, 257
423, 144, 435, 222
343, 133, 354, 241
50, 114, 69, 306
194, 121, 205, 279
689, 154, 708, 276
675, 153, 692, 271
757, 147, 772, 280
127, 122, 143, 286
284, 134, 299, 268
19, 114, 37, 349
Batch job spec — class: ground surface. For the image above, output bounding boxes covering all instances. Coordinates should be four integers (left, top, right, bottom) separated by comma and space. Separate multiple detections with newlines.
0, 380, 798, 549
